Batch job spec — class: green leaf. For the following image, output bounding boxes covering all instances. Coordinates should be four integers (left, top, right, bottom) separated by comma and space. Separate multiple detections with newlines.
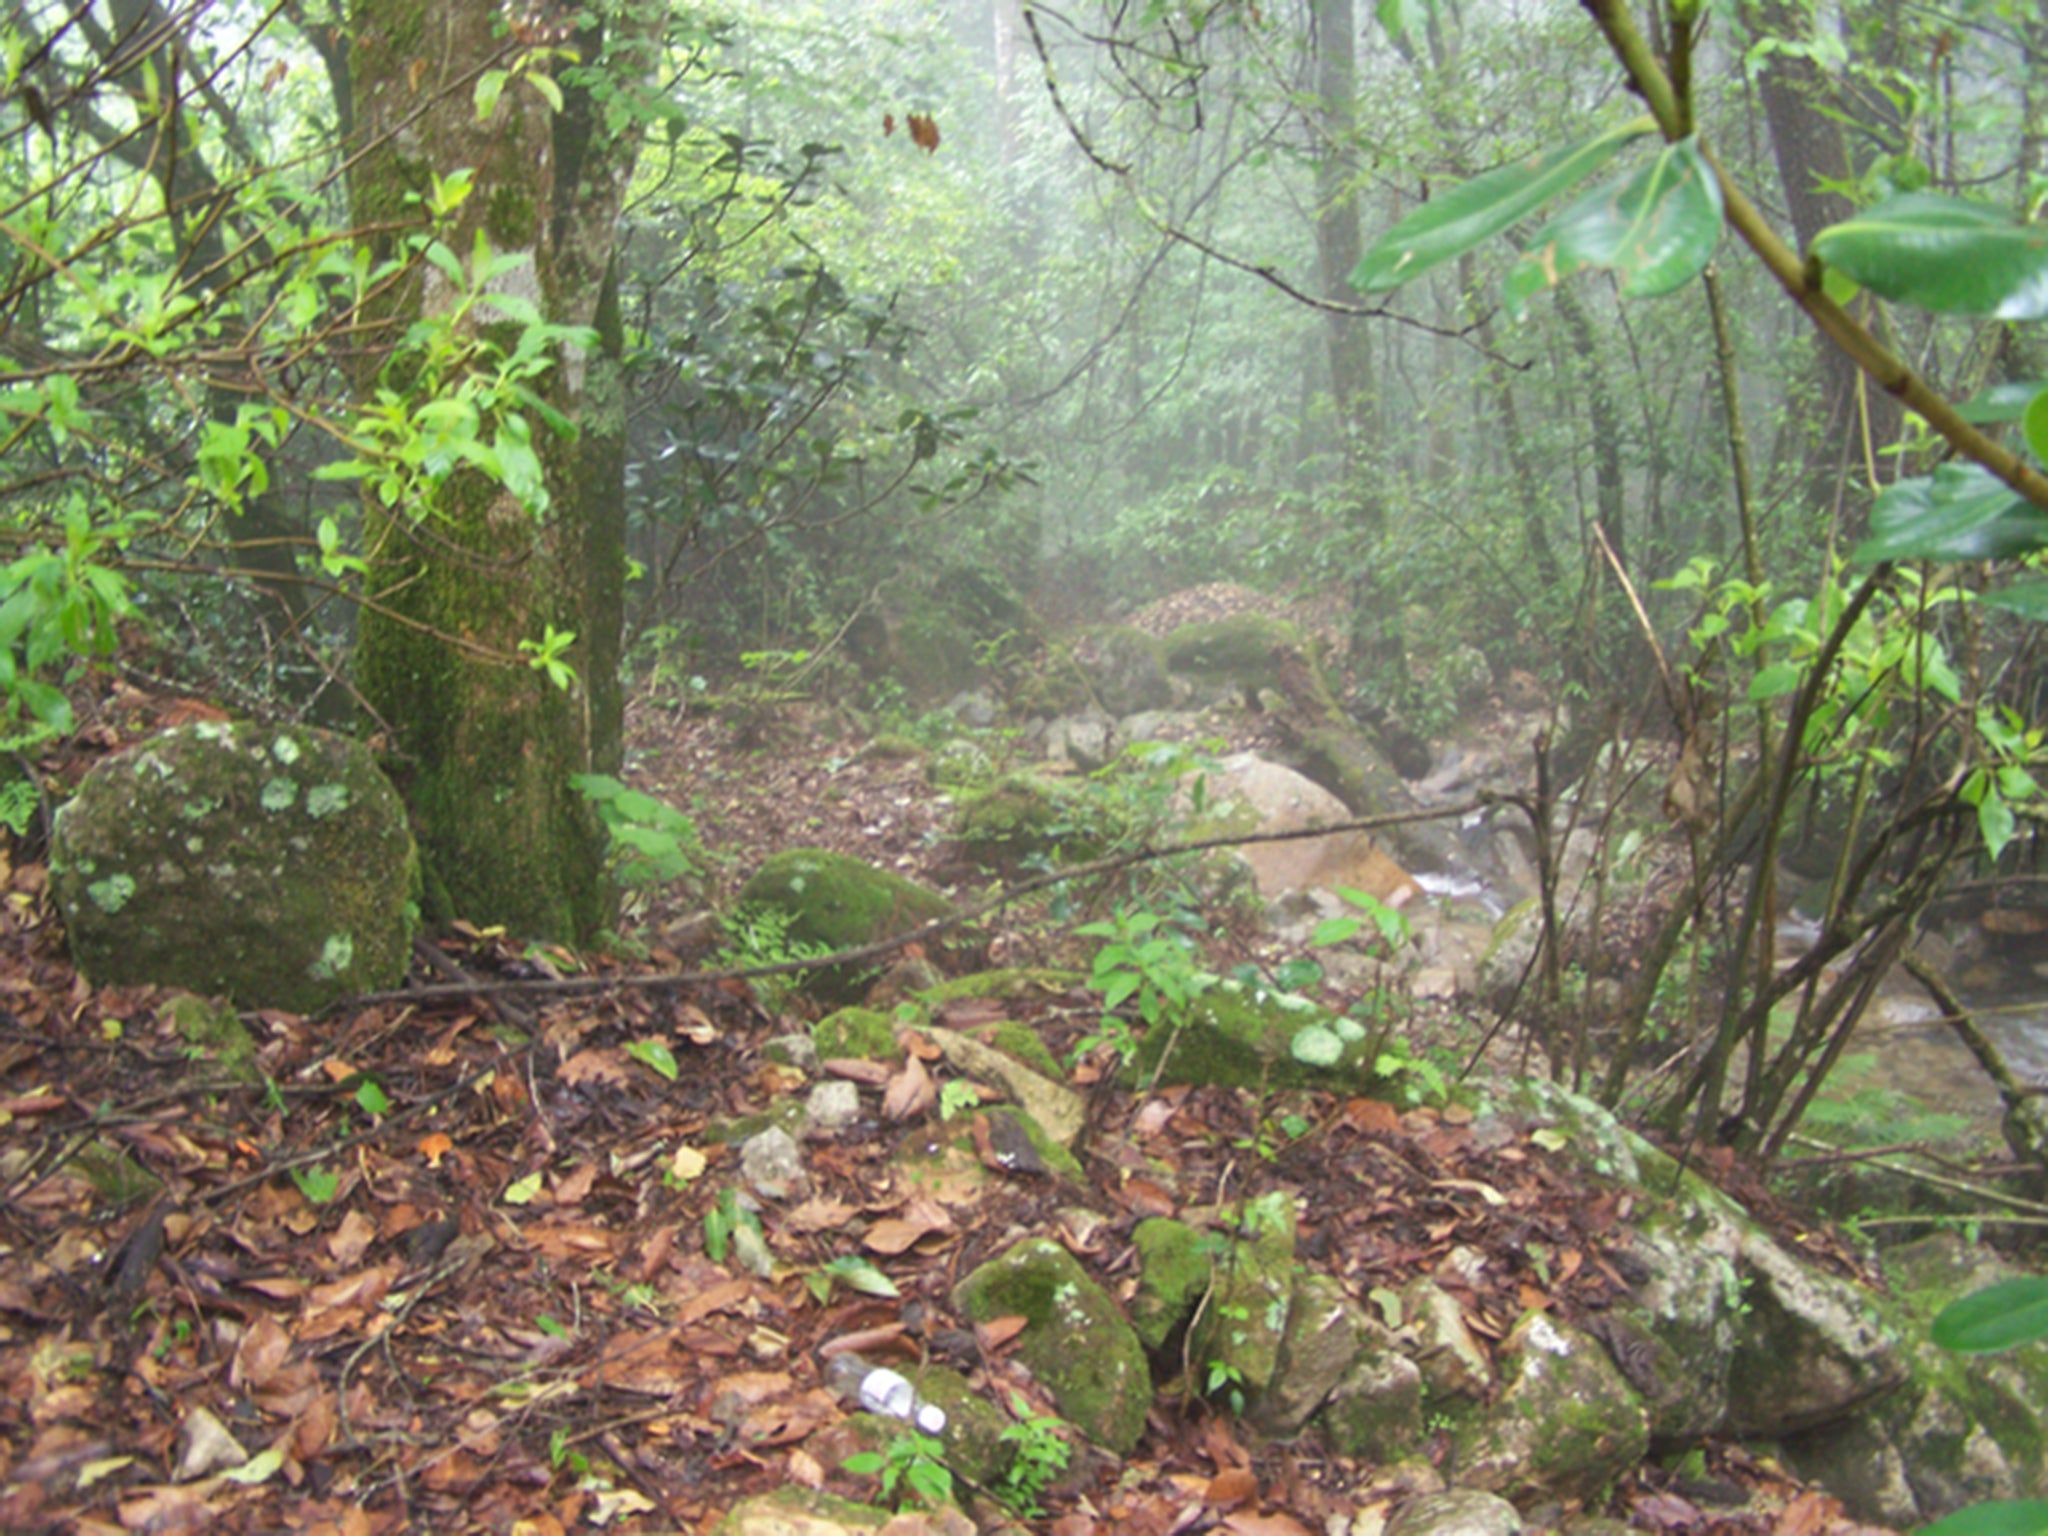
1503, 138, 1722, 318
823, 1255, 901, 1297
474, 69, 508, 121
1919, 1501, 2048, 1536
223, 1446, 286, 1486
1351, 118, 1656, 294
1933, 1277, 2048, 1353
1375, 0, 1434, 47
503, 1171, 543, 1205
1812, 193, 2048, 318
292, 1165, 339, 1204
355, 1079, 391, 1116
1979, 787, 2018, 861
1981, 580, 2048, 621
1852, 464, 2048, 563
1747, 662, 1803, 701
2026, 386, 2048, 468
527, 72, 564, 114
626, 1038, 678, 1081
1959, 381, 2048, 425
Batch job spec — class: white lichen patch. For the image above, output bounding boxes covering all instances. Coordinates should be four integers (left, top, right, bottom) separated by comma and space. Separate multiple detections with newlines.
306, 784, 350, 819
271, 735, 301, 765
308, 932, 354, 981
1524, 1314, 1573, 1357
88, 873, 136, 913
261, 779, 298, 812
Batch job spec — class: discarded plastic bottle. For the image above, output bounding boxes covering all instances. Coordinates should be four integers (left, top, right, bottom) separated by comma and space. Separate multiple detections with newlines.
823, 1353, 947, 1435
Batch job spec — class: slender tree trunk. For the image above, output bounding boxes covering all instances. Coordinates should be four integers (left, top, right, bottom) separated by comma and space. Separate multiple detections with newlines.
347, 0, 643, 938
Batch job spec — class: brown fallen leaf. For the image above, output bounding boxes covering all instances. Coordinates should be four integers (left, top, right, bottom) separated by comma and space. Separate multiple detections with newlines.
823, 1057, 893, 1085
882, 1054, 935, 1121
974, 1315, 1029, 1351
1343, 1097, 1404, 1136
1224, 1513, 1315, 1536
327, 1208, 377, 1267
232, 1312, 295, 1391
557, 1048, 629, 1087
787, 1198, 860, 1233
550, 1163, 599, 1207
1205, 1466, 1258, 1506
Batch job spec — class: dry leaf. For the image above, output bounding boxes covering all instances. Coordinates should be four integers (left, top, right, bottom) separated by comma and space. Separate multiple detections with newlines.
558, 1049, 628, 1087
882, 1055, 935, 1121
230, 1313, 294, 1391
327, 1209, 377, 1267
1343, 1098, 1403, 1136
974, 1315, 1029, 1351
786, 1198, 860, 1233
823, 1057, 893, 1085
1205, 1466, 1258, 1506
551, 1163, 599, 1207
1224, 1514, 1315, 1536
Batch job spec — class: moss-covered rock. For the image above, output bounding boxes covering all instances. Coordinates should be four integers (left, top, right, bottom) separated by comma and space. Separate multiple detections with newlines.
1163, 615, 1305, 691
50, 722, 417, 1012
707, 1486, 900, 1535
1784, 1234, 2048, 1526
1448, 1311, 1651, 1502
953, 1237, 1152, 1453
737, 849, 953, 1004
1256, 1271, 1371, 1437
1066, 626, 1173, 717
953, 774, 1095, 874
928, 1031, 1084, 1149
814, 1007, 903, 1062
1132, 1218, 1216, 1355
1190, 1189, 1298, 1399
1124, 980, 1373, 1093
1321, 1339, 1425, 1463
166, 994, 260, 1084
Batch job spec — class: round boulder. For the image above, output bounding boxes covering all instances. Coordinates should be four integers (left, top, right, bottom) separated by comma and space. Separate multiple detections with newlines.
51, 722, 417, 1011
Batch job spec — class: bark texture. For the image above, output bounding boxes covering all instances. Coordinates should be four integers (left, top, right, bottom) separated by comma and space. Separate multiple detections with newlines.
346, 0, 642, 937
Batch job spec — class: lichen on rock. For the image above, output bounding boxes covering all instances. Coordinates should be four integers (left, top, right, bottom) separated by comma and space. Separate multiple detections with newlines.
50, 722, 416, 1012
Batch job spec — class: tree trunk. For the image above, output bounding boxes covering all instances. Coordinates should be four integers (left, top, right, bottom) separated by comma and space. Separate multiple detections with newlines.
346, 0, 642, 938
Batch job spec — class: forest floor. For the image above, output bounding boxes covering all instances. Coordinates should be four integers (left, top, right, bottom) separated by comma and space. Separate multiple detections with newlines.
0, 666, 1907, 1536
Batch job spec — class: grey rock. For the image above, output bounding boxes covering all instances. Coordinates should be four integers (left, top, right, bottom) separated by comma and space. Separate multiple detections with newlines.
944, 689, 1000, 729
1320, 1338, 1424, 1463
1043, 711, 1113, 771
803, 1080, 861, 1136
1401, 1277, 1493, 1401
1254, 1273, 1368, 1436
930, 1028, 1085, 1147
1384, 1488, 1523, 1536
739, 1126, 806, 1201
1448, 1310, 1650, 1502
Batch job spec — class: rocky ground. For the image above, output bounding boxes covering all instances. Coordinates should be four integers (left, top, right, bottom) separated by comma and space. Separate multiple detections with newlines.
0, 615, 2007, 1536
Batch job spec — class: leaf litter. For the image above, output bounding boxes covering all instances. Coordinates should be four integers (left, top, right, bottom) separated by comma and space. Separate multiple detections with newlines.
0, 678, 1902, 1533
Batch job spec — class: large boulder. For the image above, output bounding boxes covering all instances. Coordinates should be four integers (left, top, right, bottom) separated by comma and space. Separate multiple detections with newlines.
1205, 752, 1419, 906
1784, 1233, 2048, 1526
736, 849, 953, 1003
50, 721, 416, 1012
1066, 626, 1174, 717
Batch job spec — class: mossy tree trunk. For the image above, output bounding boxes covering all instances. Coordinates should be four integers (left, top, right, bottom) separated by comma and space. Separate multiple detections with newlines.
346, 0, 644, 938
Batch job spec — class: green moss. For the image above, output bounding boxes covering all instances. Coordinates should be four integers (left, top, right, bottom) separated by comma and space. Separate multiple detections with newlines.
1163, 615, 1303, 687
738, 848, 954, 1003
983, 1020, 1064, 1082
979, 1105, 1084, 1182
857, 733, 927, 763
167, 994, 259, 1084
952, 1237, 1152, 1453
917, 968, 1080, 1004
74, 1138, 162, 1205
1124, 980, 1371, 1092
814, 1007, 902, 1062
1131, 1218, 1218, 1354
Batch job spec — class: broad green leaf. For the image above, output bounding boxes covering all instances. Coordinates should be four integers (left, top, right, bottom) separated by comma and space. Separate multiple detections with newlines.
1747, 662, 1802, 701
473, 69, 508, 121
2026, 386, 2048, 467
1981, 580, 2048, 621
1351, 118, 1656, 294
1979, 788, 2018, 860
1376, 0, 1434, 48
1919, 1501, 2048, 1536
527, 72, 564, 114
626, 1038, 678, 1080
1959, 381, 2048, 425
503, 1171, 543, 1205
1504, 138, 1723, 318
1812, 193, 2048, 318
1852, 464, 2048, 563
1932, 1277, 2048, 1353
824, 1255, 901, 1297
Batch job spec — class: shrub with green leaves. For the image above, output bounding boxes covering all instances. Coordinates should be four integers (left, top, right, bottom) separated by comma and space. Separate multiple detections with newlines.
571, 774, 707, 889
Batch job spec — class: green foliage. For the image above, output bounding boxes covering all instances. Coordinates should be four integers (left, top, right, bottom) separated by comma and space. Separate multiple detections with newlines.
571, 775, 707, 889
1072, 904, 1218, 1065
712, 903, 833, 1012
842, 1430, 954, 1509
703, 1187, 762, 1264
803, 1253, 900, 1304
995, 1395, 1073, 1517
291, 1165, 340, 1205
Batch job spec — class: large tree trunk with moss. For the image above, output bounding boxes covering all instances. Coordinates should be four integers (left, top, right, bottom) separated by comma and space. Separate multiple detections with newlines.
346, 0, 641, 938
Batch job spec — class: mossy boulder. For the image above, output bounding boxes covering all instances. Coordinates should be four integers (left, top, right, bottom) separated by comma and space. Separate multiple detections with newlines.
1124, 980, 1374, 1092
953, 774, 1095, 874
1066, 626, 1173, 717
50, 721, 417, 1012
1447, 1311, 1651, 1502
1256, 1271, 1372, 1437
953, 1237, 1151, 1453
1784, 1234, 2048, 1526
707, 1487, 901, 1535
1163, 614, 1305, 693
736, 849, 954, 1004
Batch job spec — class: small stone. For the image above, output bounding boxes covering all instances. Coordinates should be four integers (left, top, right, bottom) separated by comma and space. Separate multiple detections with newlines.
1385, 1489, 1523, 1536
805, 1080, 861, 1135
740, 1127, 806, 1201
1410, 966, 1458, 1001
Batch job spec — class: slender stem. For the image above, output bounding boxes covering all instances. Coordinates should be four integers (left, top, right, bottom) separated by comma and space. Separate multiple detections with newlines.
1579, 0, 2048, 512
